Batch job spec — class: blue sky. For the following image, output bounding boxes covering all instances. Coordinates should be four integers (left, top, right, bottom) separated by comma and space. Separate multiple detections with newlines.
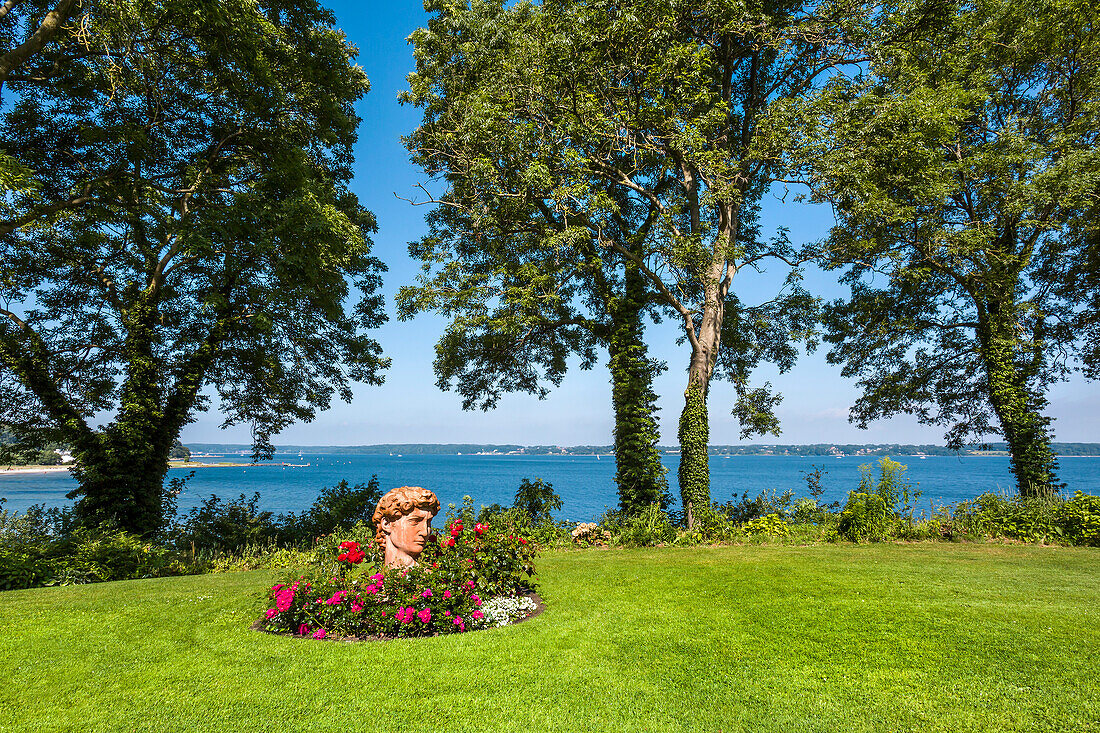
181, 1, 1098, 447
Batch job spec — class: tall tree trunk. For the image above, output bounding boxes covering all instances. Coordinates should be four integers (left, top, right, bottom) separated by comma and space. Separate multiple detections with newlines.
678, 280, 723, 528
69, 293, 173, 536
978, 299, 1060, 497
609, 263, 668, 513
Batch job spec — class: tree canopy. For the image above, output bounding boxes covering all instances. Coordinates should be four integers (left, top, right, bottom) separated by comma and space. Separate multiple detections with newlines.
0, 0, 388, 534
785, 0, 1100, 495
400, 0, 864, 523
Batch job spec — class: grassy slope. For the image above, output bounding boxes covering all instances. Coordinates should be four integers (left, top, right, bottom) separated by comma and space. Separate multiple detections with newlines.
0, 544, 1097, 733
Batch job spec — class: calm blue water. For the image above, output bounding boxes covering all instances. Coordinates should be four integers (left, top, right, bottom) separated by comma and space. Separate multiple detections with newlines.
2, 453, 1098, 521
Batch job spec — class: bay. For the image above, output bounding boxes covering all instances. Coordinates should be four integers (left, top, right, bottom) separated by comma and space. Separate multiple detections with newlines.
2, 453, 1099, 521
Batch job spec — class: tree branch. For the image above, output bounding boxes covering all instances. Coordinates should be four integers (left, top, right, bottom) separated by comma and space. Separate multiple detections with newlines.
0, 0, 79, 89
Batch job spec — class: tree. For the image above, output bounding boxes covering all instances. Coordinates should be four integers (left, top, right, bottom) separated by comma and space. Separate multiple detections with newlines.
788, 0, 1100, 496
399, 0, 670, 513
402, 0, 852, 524
0, 0, 388, 535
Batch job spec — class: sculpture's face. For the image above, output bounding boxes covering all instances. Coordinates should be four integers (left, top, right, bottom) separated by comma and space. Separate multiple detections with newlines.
382, 508, 434, 566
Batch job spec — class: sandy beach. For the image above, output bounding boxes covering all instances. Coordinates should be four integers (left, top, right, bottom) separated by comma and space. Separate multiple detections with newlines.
0, 460, 258, 477
0, 465, 73, 476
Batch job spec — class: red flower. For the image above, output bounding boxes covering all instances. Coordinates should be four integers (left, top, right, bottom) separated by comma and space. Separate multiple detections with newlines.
450, 522, 463, 537
339, 540, 361, 551
337, 552, 348, 562
474, 523, 487, 535
519, 538, 528, 545
445, 537, 455, 547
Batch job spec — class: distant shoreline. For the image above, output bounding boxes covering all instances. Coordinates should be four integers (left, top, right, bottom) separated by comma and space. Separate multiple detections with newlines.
0, 465, 72, 476
0, 460, 256, 478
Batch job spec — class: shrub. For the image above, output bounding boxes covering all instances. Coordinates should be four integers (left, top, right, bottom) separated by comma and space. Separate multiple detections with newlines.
837, 492, 891, 542
717, 489, 793, 525
617, 504, 677, 547
1054, 491, 1100, 546
173, 493, 277, 554
513, 478, 563, 523
676, 504, 738, 545
0, 549, 54, 590
743, 513, 790, 538
954, 493, 1060, 543
422, 517, 538, 597
54, 527, 174, 584
276, 477, 382, 546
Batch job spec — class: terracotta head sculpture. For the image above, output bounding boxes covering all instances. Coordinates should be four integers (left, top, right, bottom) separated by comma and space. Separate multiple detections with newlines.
372, 486, 440, 568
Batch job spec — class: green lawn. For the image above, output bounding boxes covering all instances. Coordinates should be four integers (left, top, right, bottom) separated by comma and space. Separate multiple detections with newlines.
1, 544, 1097, 732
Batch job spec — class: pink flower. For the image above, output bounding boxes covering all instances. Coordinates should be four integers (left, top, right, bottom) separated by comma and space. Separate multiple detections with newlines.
264, 608, 277, 619
370, 573, 383, 583
444, 611, 451, 617
298, 624, 309, 635
421, 589, 433, 598
443, 590, 451, 599
471, 594, 481, 606
271, 584, 283, 593
472, 610, 484, 620
418, 607, 432, 623
275, 588, 295, 612
453, 616, 463, 626
465, 580, 475, 589
365, 584, 378, 595
313, 628, 326, 640
350, 602, 364, 613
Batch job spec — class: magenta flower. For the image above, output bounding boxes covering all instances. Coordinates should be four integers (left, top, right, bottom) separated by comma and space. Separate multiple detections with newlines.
298, 624, 309, 635
350, 602, 364, 613
275, 588, 295, 612
421, 588, 433, 598
264, 608, 277, 619
418, 607, 432, 623
471, 610, 484, 620
365, 584, 379, 595
471, 594, 480, 604
443, 590, 451, 599
271, 584, 283, 593
313, 628, 326, 640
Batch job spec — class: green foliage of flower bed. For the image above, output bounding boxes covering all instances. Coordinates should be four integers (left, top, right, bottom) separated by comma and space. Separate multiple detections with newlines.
259, 514, 539, 639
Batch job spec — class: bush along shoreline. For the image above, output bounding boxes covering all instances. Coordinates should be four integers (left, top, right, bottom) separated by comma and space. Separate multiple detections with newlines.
1, 459, 1098, 592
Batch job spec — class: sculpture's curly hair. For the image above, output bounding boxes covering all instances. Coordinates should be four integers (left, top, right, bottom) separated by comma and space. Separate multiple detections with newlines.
372, 486, 440, 547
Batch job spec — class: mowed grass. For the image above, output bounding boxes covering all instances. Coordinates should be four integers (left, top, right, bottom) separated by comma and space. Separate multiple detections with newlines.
1, 544, 1097, 732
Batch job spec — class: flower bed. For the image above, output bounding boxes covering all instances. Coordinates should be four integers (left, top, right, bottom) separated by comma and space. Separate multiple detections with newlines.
257, 520, 541, 640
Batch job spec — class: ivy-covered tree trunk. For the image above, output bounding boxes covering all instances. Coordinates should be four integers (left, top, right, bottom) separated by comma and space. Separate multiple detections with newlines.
678, 277, 723, 528
608, 264, 668, 514
977, 302, 1060, 497
68, 293, 175, 536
